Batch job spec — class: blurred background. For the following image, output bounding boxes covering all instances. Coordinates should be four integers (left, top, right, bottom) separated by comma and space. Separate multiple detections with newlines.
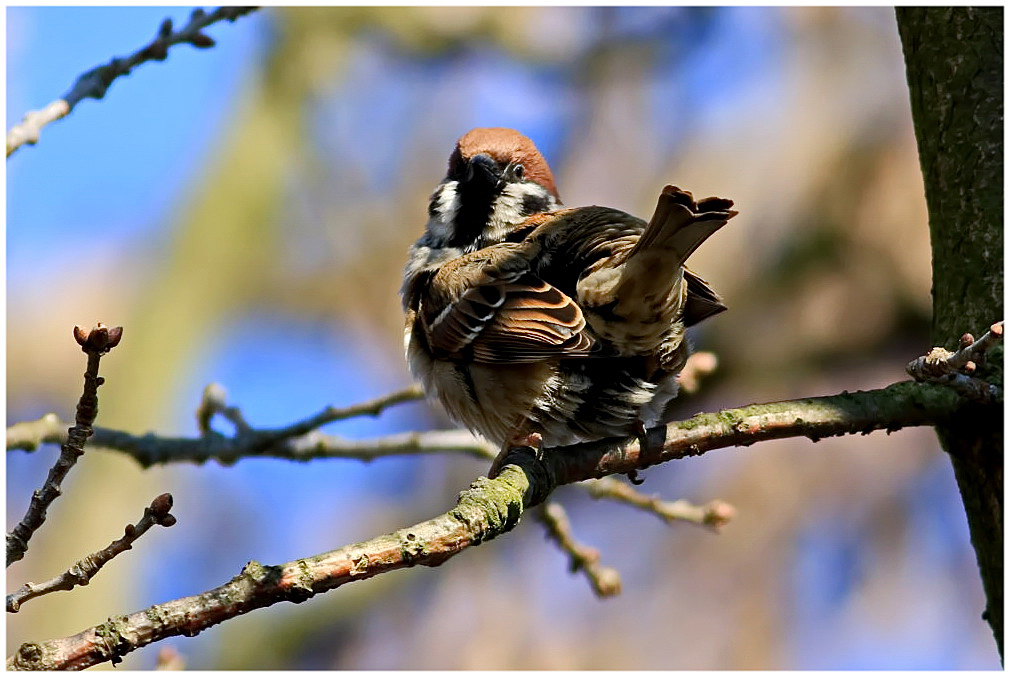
6, 6, 999, 670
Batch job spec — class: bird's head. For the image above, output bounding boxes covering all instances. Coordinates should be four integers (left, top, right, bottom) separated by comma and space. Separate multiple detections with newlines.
424, 127, 561, 251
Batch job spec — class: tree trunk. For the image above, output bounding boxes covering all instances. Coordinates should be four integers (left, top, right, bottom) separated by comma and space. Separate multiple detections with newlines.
896, 6, 1004, 660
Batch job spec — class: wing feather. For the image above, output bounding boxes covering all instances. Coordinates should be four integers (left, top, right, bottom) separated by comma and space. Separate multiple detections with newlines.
425, 255, 595, 363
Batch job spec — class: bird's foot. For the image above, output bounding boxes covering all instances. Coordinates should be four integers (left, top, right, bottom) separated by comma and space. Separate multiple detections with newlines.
626, 420, 649, 485
488, 431, 544, 479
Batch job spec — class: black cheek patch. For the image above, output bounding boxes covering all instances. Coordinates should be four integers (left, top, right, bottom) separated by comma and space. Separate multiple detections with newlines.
521, 193, 551, 216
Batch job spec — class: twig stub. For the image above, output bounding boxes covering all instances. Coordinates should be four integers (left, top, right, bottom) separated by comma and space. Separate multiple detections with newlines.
905, 320, 1003, 403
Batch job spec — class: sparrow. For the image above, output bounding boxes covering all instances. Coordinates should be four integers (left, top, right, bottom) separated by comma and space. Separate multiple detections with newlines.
401, 127, 736, 475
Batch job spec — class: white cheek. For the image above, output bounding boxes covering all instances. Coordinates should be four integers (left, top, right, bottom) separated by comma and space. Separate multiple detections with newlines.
497, 184, 530, 221
435, 181, 459, 224
483, 183, 554, 241
425, 181, 460, 244
403, 323, 414, 356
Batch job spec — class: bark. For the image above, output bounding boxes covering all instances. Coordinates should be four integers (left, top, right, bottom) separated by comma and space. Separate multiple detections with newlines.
896, 6, 1003, 658
8, 380, 963, 670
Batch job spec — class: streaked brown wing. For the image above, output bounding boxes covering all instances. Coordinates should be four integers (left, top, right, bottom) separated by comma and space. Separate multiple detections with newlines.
425, 254, 595, 364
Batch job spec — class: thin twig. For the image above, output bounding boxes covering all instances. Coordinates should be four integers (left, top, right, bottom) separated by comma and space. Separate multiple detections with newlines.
251, 384, 427, 442
195, 383, 251, 435
6, 379, 964, 670
8, 381, 957, 472
8, 416, 493, 465
585, 477, 735, 531
195, 381, 429, 445
6, 324, 122, 567
906, 321, 1003, 402
6, 6, 258, 157
7, 494, 176, 613
537, 501, 621, 597
7, 385, 470, 467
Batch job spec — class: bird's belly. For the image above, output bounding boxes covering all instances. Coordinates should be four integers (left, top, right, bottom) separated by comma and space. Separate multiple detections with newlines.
528, 360, 680, 446
408, 329, 681, 448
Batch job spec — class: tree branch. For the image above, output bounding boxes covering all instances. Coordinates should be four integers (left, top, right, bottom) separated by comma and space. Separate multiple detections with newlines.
585, 477, 735, 530
6, 6, 258, 157
7, 494, 176, 613
6, 379, 966, 670
6, 324, 122, 567
8, 377, 963, 474
537, 502, 621, 597
7, 385, 445, 466
8, 419, 495, 465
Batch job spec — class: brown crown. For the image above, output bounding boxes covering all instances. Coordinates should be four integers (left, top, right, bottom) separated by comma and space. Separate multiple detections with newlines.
448, 127, 559, 199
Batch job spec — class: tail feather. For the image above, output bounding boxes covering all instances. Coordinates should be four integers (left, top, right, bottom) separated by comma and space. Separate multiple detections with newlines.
577, 185, 735, 355
611, 186, 734, 309
629, 185, 737, 270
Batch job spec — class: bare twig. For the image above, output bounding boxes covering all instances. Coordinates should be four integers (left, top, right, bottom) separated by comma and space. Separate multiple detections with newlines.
195, 383, 251, 435
252, 384, 426, 440
8, 382, 959, 471
7, 385, 474, 467
7, 494, 176, 613
906, 321, 1003, 402
6, 379, 964, 670
6, 6, 258, 157
195, 381, 429, 446
6, 324, 122, 567
585, 477, 735, 531
537, 502, 621, 597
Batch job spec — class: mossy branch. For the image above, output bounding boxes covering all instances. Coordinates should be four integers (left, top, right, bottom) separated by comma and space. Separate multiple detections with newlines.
7, 379, 966, 670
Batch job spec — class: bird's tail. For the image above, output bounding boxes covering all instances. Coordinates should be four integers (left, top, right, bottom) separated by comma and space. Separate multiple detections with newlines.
577, 186, 735, 358
629, 185, 736, 271
610, 185, 735, 317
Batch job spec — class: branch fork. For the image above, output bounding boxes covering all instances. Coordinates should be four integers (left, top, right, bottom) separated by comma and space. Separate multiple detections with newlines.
7, 493, 176, 613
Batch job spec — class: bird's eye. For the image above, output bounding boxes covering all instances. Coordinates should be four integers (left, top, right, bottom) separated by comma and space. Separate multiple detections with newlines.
510, 163, 525, 181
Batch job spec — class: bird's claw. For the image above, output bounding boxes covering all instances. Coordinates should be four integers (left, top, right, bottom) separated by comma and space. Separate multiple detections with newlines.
488, 432, 544, 478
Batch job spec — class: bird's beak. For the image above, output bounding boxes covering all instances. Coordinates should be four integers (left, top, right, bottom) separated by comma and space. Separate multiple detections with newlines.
464, 153, 502, 188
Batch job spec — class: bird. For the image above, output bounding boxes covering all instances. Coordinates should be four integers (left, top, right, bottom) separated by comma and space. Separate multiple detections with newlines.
401, 127, 736, 476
